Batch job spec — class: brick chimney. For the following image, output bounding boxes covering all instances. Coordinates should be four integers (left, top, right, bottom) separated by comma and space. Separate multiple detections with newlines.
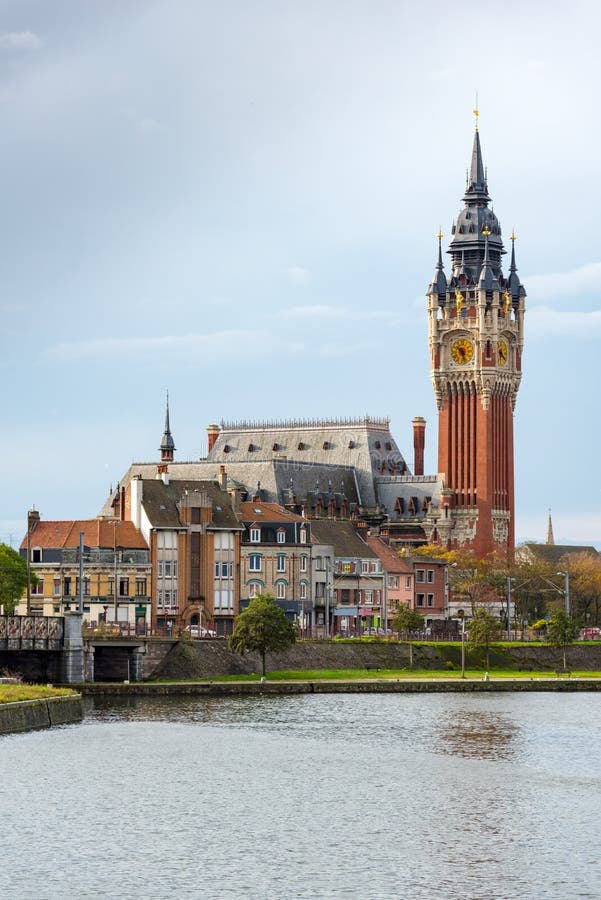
207, 423, 220, 452
412, 416, 426, 476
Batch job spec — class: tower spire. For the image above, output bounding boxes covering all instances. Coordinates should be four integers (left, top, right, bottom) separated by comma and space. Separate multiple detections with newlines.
427, 229, 447, 297
159, 391, 176, 462
546, 509, 555, 546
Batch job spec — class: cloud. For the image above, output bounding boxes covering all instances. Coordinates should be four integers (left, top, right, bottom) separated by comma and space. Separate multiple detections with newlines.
277, 304, 401, 324
527, 306, 601, 338
526, 261, 601, 303
0, 31, 43, 51
45, 329, 304, 362
317, 341, 376, 357
287, 266, 312, 285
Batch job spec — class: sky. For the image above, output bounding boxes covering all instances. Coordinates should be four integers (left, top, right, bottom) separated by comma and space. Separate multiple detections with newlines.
1, 0, 600, 550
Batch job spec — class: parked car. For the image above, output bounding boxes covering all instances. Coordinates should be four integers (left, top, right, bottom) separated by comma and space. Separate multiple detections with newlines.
184, 625, 217, 638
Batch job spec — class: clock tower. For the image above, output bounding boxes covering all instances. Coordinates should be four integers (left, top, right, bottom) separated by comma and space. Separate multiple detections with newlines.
427, 121, 526, 559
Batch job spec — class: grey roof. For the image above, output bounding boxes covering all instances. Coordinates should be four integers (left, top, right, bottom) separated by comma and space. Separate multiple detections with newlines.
516, 543, 599, 565
137, 479, 241, 530
207, 416, 409, 507
374, 474, 442, 520
309, 519, 377, 560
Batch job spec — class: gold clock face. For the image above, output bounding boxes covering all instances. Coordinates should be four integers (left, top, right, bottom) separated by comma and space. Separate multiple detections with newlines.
451, 338, 474, 365
498, 339, 508, 366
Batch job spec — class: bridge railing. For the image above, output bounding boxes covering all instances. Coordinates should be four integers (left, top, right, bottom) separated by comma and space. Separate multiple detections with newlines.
0, 615, 64, 651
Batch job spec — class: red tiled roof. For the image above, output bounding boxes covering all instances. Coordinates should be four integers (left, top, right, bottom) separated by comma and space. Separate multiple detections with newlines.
239, 502, 306, 524
21, 519, 148, 550
367, 536, 413, 573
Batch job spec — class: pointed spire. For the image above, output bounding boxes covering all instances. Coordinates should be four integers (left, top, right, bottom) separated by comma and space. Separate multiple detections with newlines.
478, 225, 499, 292
546, 509, 555, 546
507, 230, 523, 300
470, 129, 486, 191
428, 229, 448, 297
159, 391, 176, 462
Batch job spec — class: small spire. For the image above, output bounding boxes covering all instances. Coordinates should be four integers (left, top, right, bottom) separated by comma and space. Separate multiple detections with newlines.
546, 509, 555, 546
159, 391, 176, 462
507, 230, 522, 300
428, 229, 447, 297
478, 225, 499, 292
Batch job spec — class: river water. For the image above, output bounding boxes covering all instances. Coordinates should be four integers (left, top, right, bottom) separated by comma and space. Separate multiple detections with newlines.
1, 692, 601, 899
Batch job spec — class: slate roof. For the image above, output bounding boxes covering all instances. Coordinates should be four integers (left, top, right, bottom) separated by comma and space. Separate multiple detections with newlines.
139, 479, 241, 530
22, 519, 148, 550
375, 474, 442, 520
309, 519, 377, 560
516, 543, 599, 565
206, 417, 409, 507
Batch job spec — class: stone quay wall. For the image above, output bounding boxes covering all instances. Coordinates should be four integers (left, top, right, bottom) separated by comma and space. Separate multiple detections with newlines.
0, 695, 83, 735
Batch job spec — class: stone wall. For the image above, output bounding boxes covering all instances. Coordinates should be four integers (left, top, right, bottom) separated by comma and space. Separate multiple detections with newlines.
0, 695, 83, 735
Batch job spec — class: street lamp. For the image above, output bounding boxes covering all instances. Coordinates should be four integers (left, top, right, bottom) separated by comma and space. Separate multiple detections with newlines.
457, 609, 466, 679
506, 577, 515, 641
557, 571, 570, 617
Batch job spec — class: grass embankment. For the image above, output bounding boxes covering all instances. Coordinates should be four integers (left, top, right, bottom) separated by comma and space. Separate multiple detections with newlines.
0, 685, 75, 704
152, 668, 601, 683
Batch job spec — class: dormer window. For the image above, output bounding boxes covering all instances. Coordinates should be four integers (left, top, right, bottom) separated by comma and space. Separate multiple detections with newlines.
299, 526, 307, 544
250, 527, 261, 543
272, 442, 279, 452
323, 441, 330, 450
276, 529, 286, 544
348, 440, 355, 449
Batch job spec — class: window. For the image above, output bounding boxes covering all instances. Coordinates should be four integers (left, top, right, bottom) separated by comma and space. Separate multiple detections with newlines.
405, 576, 411, 589
172, 591, 177, 607
365, 590, 373, 606
53, 578, 61, 596
164, 561, 172, 577
215, 561, 220, 578
427, 594, 434, 607
277, 554, 286, 573
229, 562, 234, 578
31, 580, 44, 596
31, 548, 42, 563
276, 581, 286, 600
277, 530, 286, 544
427, 570, 434, 583
157, 591, 164, 608
63, 577, 71, 597
388, 575, 399, 589
248, 582, 261, 599
362, 561, 369, 573
119, 577, 129, 597
299, 527, 307, 545
164, 590, 171, 606
300, 582, 307, 600
314, 556, 322, 570
158, 561, 163, 577
136, 578, 147, 596
416, 569, 425, 583
300, 555, 307, 573
416, 593, 425, 607
249, 554, 261, 572
250, 528, 261, 543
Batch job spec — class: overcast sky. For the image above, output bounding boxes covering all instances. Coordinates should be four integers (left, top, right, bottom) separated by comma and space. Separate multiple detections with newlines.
1, 0, 600, 550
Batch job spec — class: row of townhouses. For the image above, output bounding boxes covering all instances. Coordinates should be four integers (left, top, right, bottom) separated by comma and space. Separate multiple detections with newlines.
18, 453, 448, 635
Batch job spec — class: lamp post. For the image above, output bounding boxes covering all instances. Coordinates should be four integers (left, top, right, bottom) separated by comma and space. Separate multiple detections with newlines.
506, 577, 515, 641
557, 571, 570, 617
458, 609, 466, 679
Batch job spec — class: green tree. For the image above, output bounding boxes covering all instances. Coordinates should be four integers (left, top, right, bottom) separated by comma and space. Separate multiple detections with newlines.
391, 604, 424, 668
0, 544, 30, 614
546, 610, 578, 671
229, 593, 296, 677
467, 607, 500, 670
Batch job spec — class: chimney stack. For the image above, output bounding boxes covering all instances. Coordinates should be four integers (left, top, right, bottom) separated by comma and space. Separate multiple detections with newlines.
207, 423, 220, 452
412, 416, 426, 476
219, 465, 227, 490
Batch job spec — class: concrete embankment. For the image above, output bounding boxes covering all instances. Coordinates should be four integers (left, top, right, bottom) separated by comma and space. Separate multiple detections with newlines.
81, 678, 601, 697
0, 695, 83, 735
149, 638, 601, 680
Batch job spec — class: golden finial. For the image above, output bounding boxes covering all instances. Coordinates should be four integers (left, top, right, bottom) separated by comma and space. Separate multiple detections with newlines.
455, 289, 464, 314
482, 225, 491, 238
473, 93, 479, 131
437, 228, 443, 241
510, 229, 517, 242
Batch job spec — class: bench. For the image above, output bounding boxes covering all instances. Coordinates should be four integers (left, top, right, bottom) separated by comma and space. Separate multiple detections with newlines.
366, 666, 381, 672
555, 670, 571, 678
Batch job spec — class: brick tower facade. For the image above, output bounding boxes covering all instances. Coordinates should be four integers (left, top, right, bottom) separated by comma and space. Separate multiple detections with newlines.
426, 123, 526, 559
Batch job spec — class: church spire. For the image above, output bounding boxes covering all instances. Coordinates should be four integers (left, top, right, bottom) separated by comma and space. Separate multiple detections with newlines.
159, 392, 176, 462
427, 229, 447, 297
546, 509, 555, 546
466, 128, 489, 200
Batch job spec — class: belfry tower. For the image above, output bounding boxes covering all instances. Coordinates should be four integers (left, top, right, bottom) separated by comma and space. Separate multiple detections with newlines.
427, 118, 526, 558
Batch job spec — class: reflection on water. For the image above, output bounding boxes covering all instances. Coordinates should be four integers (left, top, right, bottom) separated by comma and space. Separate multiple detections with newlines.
3, 693, 601, 899
437, 708, 519, 760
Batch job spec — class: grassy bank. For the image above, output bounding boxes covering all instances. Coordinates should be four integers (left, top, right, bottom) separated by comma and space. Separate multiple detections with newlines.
0, 685, 75, 704
150, 668, 601, 683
